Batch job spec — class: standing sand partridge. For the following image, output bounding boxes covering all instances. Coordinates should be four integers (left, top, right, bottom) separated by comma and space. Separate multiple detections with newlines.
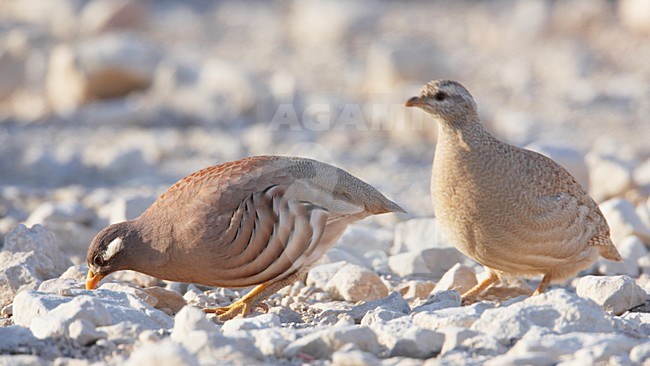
86, 155, 404, 320
405, 80, 622, 302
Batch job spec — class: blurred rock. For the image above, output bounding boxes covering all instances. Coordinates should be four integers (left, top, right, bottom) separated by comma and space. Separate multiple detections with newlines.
25, 202, 94, 226
396, 280, 435, 301
388, 248, 465, 279
24, 202, 97, 254
471, 289, 615, 343
0, 40, 26, 100
364, 42, 448, 94
221, 313, 281, 333
0, 225, 72, 307
46, 34, 160, 114
80, 0, 149, 35
637, 197, 650, 230
318, 247, 371, 269
170, 306, 216, 343
576, 275, 647, 315
325, 263, 388, 302
349, 291, 410, 322
283, 325, 380, 359
432, 263, 478, 295
599, 198, 650, 244
412, 290, 462, 313
306, 261, 348, 290
0, 0, 86, 38
618, 0, 650, 35
108, 195, 157, 223
392, 218, 450, 255
525, 142, 589, 190
586, 153, 634, 202
331, 346, 380, 366
631, 341, 650, 364
336, 225, 394, 256
290, 0, 372, 47
507, 330, 639, 365
633, 158, 650, 191
389, 326, 444, 359
413, 302, 493, 329
0, 326, 40, 354
126, 340, 199, 366
141, 286, 186, 315
598, 235, 647, 276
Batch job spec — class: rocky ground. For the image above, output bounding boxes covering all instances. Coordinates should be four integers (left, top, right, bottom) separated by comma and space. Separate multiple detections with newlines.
1, 0, 650, 365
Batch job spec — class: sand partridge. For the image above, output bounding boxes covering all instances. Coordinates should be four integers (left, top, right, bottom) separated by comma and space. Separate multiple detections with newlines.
86, 155, 404, 319
405, 80, 622, 302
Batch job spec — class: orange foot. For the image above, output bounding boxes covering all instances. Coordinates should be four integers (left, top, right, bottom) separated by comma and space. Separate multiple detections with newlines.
204, 299, 269, 321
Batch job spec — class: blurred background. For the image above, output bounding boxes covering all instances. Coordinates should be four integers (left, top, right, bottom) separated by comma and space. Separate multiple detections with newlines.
0, 0, 649, 260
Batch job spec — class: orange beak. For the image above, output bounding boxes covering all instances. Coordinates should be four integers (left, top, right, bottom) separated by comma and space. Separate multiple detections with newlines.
86, 270, 103, 290
404, 96, 426, 108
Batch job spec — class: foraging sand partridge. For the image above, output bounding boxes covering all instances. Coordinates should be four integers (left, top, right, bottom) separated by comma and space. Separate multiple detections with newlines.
405, 80, 622, 302
86, 156, 404, 320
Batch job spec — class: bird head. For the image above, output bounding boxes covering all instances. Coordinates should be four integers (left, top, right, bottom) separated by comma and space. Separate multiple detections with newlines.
85, 222, 133, 290
404, 80, 478, 125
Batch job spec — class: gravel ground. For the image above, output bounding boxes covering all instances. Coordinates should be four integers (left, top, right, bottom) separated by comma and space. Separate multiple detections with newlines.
1, 0, 649, 365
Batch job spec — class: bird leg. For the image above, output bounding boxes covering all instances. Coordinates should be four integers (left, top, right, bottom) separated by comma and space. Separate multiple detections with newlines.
532, 274, 551, 296
461, 271, 499, 304
204, 272, 301, 321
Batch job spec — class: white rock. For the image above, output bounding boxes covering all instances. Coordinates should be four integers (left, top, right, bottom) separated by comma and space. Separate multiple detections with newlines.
618, 0, 650, 35
388, 248, 466, 279
389, 326, 444, 359
350, 292, 410, 322
306, 261, 349, 290
586, 153, 634, 202
633, 158, 650, 190
221, 314, 281, 333
80, 0, 148, 35
170, 306, 216, 342
432, 263, 478, 295
630, 341, 650, 364
336, 225, 394, 256
25, 202, 94, 226
0, 225, 72, 307
598, 236, 647, 276
46, 34, 160, 114
509, 330, 641, 363
412, 302, 494, 329
525, 143, 590, 190
576, 275, 647, 315
126, 340, 199, 366
439, 326, 480, 355
411, 290, 462, 313
471, 289, 615, 343
485, 352, 559, 366
637, 198, 650, 231
599, 198, 650, 243
13, 289, 173, 337
319, 247, 371, 269
331, 346, 380, 366
283, 325, 380, 359
0, 326, 39, 353
397, 280, 436, 301
392, 218, 449, 255
141, 286, 186, 314
251, 328, 299, 357
0, 0, 85, 38
325, 264, 388, 302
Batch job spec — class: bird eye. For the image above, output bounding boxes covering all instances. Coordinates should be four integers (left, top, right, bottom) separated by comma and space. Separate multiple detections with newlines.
434, 92, 448, 101
93, 254, 105, 267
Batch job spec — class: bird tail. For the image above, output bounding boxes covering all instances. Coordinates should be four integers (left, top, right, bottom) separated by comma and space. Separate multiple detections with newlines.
597, 238, 623, 262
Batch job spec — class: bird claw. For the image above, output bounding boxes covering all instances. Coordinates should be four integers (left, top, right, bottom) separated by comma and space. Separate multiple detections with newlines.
203, 300, 269, 321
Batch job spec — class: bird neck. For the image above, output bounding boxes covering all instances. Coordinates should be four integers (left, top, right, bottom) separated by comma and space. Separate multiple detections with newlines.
437, 117, 496, 154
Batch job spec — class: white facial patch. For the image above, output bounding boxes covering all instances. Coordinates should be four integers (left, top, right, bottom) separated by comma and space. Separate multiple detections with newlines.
103, 237, 124, 261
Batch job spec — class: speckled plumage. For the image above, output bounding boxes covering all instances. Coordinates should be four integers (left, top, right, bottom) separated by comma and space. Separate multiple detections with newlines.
406, 80, 621, 300
86, 155, 403, 319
